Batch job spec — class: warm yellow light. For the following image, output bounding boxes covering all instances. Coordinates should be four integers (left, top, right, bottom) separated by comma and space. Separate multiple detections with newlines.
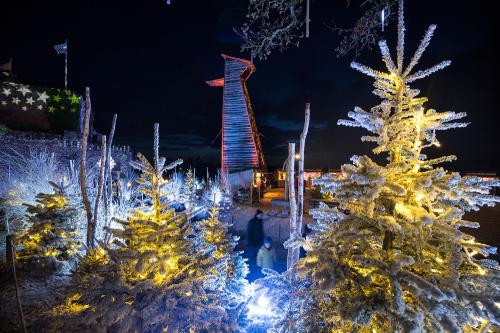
294, 153, 300, 160
30, 234, 42, 242
415, 192, 425, 202
153, 271, 169, 285
434, 142, 441, 147
45, 248, 60, 257
394, 202, 412, 219
52, 293, 92, 315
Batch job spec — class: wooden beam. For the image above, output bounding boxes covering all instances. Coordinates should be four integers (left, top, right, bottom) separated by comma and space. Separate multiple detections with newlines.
286, 143, 297, 270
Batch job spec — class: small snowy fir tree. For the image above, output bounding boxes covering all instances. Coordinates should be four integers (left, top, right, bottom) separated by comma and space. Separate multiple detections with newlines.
49, 124, 241, 332
286, 1, 500, 332
198, 206, 249, 309
15, 181, 80, 274
180, 168, 197, 209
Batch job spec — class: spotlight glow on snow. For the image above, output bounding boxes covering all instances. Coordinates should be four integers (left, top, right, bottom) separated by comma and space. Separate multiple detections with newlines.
246, 284, 273, 318
248, 294, 272, 317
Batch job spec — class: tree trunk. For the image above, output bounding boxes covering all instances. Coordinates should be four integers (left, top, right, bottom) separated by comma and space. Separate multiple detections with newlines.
286, 142, 297, 270
153, 123, 161, 223
383, 230, 394, 251
81, 87, 93, 250
91, 135, 107, 249
287, 104, 310, 269
294, 103, 310, 264
103, 114, 117, 232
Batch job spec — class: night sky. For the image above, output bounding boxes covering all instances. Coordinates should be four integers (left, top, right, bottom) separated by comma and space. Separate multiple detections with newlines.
2, 0, 499, 172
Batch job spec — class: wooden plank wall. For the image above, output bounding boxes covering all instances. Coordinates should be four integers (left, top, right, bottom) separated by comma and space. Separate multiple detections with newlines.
222, 57, 260, 171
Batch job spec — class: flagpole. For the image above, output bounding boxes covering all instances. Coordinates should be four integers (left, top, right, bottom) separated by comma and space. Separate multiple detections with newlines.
64, 39, 68, 89
305, 0, 310, 38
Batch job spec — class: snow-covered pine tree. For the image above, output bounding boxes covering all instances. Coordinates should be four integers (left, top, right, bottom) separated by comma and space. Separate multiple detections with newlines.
49, 124, 239, 332
180, 168, 197, 209
15, 181, 80, 274
198, 206, 249, 309
290, 1, 500, 331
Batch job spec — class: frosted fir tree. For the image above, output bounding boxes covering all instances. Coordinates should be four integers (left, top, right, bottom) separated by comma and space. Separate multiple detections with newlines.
198, 206, 249, 309
14, 181, 81, 274
49, 124, 239, 333
180, 168, 197, 209
288, 1, 500, 332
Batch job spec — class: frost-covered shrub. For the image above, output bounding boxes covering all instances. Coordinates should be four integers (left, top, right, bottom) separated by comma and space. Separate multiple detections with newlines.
0, 148, 61, 231
14, 182, 82, 275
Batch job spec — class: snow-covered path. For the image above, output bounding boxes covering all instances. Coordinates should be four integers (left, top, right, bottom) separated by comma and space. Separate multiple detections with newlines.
222, 188, 314, 280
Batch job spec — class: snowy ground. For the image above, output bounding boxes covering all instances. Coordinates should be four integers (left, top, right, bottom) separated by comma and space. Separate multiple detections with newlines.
0, 188, 498, 332
0, 273, 69, 332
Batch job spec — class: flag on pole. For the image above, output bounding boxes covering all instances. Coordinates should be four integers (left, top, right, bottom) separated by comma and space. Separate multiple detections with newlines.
54, 41, 67, 54
54, 40, 68, 89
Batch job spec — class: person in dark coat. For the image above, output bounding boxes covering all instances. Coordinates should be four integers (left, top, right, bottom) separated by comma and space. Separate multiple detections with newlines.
246, 209, 264, 270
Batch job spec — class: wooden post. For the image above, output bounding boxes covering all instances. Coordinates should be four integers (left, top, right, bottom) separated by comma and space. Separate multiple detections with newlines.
250, 175, 253, 205
282, 158, 289, 201
103, 114, 117, 232
293, 103, 310, 265
286, 143, 297, 270
91, 135, 107, 248
6, 234, 15, 267
81, 87, 93, 250
8, 237, 27, 333
285, 104, 311, 270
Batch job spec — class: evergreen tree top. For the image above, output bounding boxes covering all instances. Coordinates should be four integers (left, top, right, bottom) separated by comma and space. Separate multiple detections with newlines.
340, 0, 466, 168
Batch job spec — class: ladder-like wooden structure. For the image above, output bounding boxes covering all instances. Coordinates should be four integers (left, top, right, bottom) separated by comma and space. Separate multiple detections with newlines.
206, 54, 265, 173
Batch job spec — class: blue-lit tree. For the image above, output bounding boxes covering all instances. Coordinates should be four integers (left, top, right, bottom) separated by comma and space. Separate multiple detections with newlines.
179, 168, 197, 209
197, 206, 250, 312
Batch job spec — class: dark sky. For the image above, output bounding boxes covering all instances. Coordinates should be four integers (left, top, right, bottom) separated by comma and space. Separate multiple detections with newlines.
2, 0, 499, 172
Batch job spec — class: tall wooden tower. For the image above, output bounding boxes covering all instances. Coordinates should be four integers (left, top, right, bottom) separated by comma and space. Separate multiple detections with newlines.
207, 54, 265, 173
